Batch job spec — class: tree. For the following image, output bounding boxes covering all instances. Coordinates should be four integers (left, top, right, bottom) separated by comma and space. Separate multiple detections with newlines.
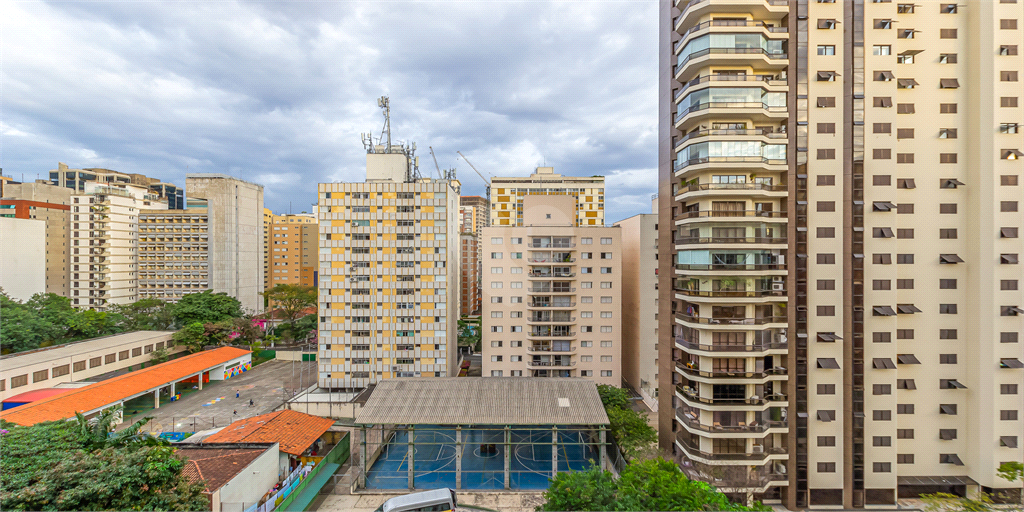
149, 347, 171, 364
606, 407, 658, 460
110, 298, 174, 331
263, 284, 316, 339
67, 309, 123, 339
171, 290, 243, 326
0, 418, 207, 511
536, 457, 768, 512
458, 318, 481, 349
997, 461, 1024, 506
171, 322, 209, 353
597, 384, 630, 410
921, 492, 993, 512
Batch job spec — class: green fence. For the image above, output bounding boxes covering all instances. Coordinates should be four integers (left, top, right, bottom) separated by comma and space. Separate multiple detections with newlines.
276, 432, 350, 511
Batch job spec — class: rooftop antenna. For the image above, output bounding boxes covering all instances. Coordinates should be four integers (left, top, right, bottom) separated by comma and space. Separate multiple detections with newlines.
378, 96, 392, 153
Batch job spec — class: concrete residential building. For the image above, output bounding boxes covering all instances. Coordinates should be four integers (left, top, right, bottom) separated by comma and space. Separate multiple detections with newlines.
459, 195, 489, 234
482, 195, 622, 386
460, 232, 481, 316
138, 204, 211, 302
268, 213, 317, 288
50, 162, 184, 209
489, 167, 606, 226
185, 174, 264, 313
658, 0, 1024, 508
264, 208, 273, 290
1, 181, 73, 295
614, 200, 660, 411
69, 182, 167, 310
317, 142, 461, 391
0, 217, 46, 301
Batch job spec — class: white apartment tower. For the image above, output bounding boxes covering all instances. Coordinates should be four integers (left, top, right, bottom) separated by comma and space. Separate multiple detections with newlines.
489, 167, 606, 226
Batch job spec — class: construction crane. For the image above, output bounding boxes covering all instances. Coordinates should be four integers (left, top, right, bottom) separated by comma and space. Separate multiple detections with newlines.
457, 151, 491, 187
429, 146, 441, 179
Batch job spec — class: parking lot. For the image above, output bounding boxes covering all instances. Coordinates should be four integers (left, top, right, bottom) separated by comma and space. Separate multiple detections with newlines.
117, 359, 317, 433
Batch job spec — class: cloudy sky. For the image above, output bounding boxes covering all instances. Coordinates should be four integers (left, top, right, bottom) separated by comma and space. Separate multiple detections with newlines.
1, 1, 658, 222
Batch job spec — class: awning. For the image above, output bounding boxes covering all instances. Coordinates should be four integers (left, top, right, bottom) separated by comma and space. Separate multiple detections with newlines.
817, 358, 841, 369
817, 410, 836, 422
817, 19, 837, 29
942, 179, 966, 188
898, 178, 916, 189
897, 304, 922, 314
873, 201, 897, 211
946, 379, 966, 389
898, 78, 919, 87
939, 429, 957, 440
897, 379, 916, 390
818, 333, 842, 342
897, 354, 921, 364
940, 128, 957, 138
873, 19, 892, 29
1004, 306, 1024, 315
940, 404, 957, 415
877, 71, 896, 81
1000, 358, 1024, 369
1001, 436, 1018, 448
940, 454, 965, 466
875, 254, 892, 264
1002, 254, 1019, 264
940, 254, 964, 264
818, 71, 840, 81
899, 49, 924, 56
899, 475, 977, 486
873, 358, 897, 369
874, 306, 897, 316
939, 78, 960, 89
1003, 149, 1024, 159
1001, 45, 1019, 55
878, 97, 893, 107
877, 227, 895, 238
1002, 228, 1018, 238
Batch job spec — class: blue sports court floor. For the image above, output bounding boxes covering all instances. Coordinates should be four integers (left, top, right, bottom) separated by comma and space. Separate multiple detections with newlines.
364, 425, 600, 490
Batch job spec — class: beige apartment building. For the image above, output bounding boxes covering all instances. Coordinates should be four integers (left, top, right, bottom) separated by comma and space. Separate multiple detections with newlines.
1, 181, 73, 295
459, 195, 489, 234
69, 182, 167, 310
481, 195, 622, 386
489, 167, 606, 226
658, 0, 1023, 508
267, 212, 317, 289
317, 144, 461, 391
138, 204, 210, 302
460, 232, 481, 316
614, 201, 660, 411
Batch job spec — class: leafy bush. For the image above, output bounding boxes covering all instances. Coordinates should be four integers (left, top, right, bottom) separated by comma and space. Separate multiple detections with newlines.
596, 384, 656, 460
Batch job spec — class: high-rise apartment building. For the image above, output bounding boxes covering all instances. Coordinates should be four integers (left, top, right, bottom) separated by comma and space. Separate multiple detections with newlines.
50, 163, 184, 209
459, 232, 481, 316
317, 142, 461, 391
185, 174, 264, 313
614, 200, 660, 411
481, 195, 622, 385
459, 195, 489, 234
138, 203, 210, 302
264, 208, 273, 290
267, 213, 318, 288
1, 181, 73, 295
70, 182, 167, 310
658, 0, 1023, 508
489, 167, 606, 226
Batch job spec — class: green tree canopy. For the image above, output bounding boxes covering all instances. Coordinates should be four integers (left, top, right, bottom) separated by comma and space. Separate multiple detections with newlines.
263, 284, 316, 340
171, 322, 209, 353
172, 290, 243, 326
537, 457, 769, 511
109, 298, 175, 331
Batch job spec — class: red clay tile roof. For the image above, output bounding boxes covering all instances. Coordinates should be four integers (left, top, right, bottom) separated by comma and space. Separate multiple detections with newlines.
177, 447, 269, 492
1, 388, 75, 404
0, 347, 250, 426
203, 410, 334, 456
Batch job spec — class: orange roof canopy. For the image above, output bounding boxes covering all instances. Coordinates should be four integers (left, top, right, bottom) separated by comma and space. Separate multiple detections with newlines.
204, 410, 334, 455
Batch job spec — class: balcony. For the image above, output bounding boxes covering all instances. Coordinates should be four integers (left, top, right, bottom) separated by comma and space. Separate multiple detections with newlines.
674, 288, 787, 299
527, 360, 576, 369
527, 257, 576, 263
676, 209, 787, 221
674, 102, 788, 128
527, 287, 576, 293
675, 314, 787, 327
672, 181, 788, 195
675, 20, 788, 49
676, 0, 789, 30
527, 331, 576, 339
675, 437, 787, 463
676, 385, 788, 408
527, 345, 577, 354
675, 361, 788, 380
675, 410, 787, 435
676, 74, 787, 99
677, 49, 788, 79
675, 337, 787, 354
528, 271, 576, 278
674, 236, 787, 246
527, 316, 576, 324
527, 243, 575, 249
674, 263, 786, 273
675, 128, 788, 150
681, 466, 788, 492
528, 301, 576, 309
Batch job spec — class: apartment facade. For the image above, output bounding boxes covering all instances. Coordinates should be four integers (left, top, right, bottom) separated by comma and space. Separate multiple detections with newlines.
459, 195, 489, 234
459, 232, 481, 316
138, 206, 210, 302
0, 217, 46, 301
267, 213, 317, 289
658, 0, 1024, 508
481, 195, 622, 386
70, 182, 167, 310
316, 171, 461, 390
614, 205, 660, 411
489, 167, 606, 226
50, 162, 184, 209
185, 174, 265, 313
1, 181, 73, 295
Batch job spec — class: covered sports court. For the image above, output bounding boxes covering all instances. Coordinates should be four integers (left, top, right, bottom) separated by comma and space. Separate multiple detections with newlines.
353, 378, 610, 491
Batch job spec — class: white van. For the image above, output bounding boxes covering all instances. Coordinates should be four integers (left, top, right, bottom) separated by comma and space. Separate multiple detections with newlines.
374, 488, 458, 512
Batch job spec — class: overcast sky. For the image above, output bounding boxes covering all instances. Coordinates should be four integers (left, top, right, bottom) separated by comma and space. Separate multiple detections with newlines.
1, 1, 658, 222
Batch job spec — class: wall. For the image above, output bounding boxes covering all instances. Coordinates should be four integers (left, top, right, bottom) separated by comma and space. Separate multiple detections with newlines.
0, 217, 46, 301
217, 444, 281, 512
614, 213, 659, 411
0, 182, 73, 296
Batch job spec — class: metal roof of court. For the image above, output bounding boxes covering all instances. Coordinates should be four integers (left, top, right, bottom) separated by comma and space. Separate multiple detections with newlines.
353, 377, 609, 426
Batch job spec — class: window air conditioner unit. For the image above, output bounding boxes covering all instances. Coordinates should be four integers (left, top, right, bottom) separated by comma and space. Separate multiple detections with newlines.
751, 445, 764, 454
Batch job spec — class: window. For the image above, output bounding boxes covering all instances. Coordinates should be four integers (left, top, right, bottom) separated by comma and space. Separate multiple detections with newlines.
940, 304, 958, 314
817, 253, 836, 264
817, 97, 836, 108
818, 462, 837, 473
490, 252, 502, 259
897, 103, 915, 114
1001, 19, 1018, 29
1002, 123, 1021, 134
1002, 384, 1019, 395
897, 254, 914, 264
491, 297, 503, 303
491, 326, 502, 333
1002, 410, 1019, 420
817, 149, 836, 160
872, 45, 891, 55
940, 28, 958, 38
817, 227, 836, 238
817, 201, 836, 212
1001, 45, 1019, 56
817, 45, 836, 55
490, 282, 502, 289
818, 384, 836, 394
1003, 97, 1020, 108
33, 369, 49, 383
897, 329, 914, 339
52, 364, 70, 378
874, 384, 892, 395
600, 370, 613, 377
1002, 71, 1019, 82
873, 254, 892, 265
940, 203, 957, 214
896, 404, 914, 415
10, 375, 28, 388
940, 354, 958, 364
940, 329, 958, 339
491, 340, 503, 347
940, 103, 958, 113
1002, 201, 1019, 212
581, 237, 592, 245
874, 280, 892, 290
90, 357, 102, 368
873, 123, 892, 134
874, 97, 893, 108
874, 19, 892, 29
818, 436, 836, 447
817, 123, 836, 134
817, 279, 836, 290
939, 279, 957, 289
600, 283, 612, 290
897, 203, 914, 214
490, 267, 503, 274
491, 370, 503, 377
491, 237, 503, 244
873, 462, 892, 473
1002, 280, 1019, 290
873, 174, 891, 186
897, 128, 915, 139
873, 410, 892, 420
817, 306, 836, 316
897, 153, 914, 164
940, 228, 957, 239
600, 238, 612, 245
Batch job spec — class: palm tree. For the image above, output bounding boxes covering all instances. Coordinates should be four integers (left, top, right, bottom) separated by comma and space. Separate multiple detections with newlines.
75, 406, 166, 450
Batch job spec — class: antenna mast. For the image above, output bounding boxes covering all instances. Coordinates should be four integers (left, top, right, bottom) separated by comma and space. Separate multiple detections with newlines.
378, 96, 392, 152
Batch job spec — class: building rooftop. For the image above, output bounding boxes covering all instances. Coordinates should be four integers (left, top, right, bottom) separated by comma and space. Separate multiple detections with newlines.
203, 410, 335, 456
0, 330, 176, 366
177, 444, 275, 492
0, 347, 251, 426
354, 377, 610, 426
1, 388, 74, 404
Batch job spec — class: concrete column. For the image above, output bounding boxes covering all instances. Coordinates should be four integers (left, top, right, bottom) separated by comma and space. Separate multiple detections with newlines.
360, 426, 367, 488
170, 382, 175, 397
198, 373, 204, 390
599, 427, 607, 471
154, 389, 160, 409
552, 426, 558, 478
408, 426, 415, 490
455, 426, 463, 489
504, 426, 511, 489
